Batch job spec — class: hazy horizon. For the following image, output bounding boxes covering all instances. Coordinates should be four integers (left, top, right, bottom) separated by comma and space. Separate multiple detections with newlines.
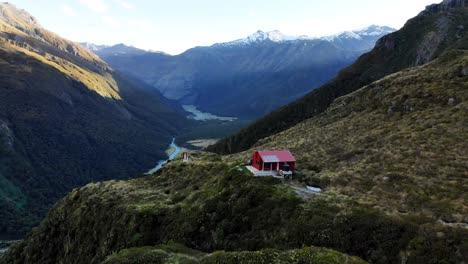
9, 0, 441, 55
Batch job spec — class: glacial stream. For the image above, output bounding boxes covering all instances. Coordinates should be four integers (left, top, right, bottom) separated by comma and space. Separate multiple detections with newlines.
146, 138, 181, 174
0, 240, 18, 256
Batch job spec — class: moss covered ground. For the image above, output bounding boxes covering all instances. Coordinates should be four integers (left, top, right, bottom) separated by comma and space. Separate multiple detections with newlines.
230, 50, 468, 225
2, 149, 467, 263
101, 244, 366, 264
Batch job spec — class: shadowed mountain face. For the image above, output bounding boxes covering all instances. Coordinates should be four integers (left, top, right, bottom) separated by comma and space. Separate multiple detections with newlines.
208, 0, 468, 155
0, 3, 188, 237
93, 26, 394, 119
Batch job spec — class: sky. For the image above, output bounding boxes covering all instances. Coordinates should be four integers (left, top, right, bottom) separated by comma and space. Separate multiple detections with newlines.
10, 0, 440, 55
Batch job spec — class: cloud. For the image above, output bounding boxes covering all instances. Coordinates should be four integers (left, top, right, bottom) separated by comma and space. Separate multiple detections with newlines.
119, 0, 134, 9
248, 9, 256, 17
77, 0, 107, 13
127, 19, 154, 33
61, 5, 76, 16
110, 0, 134, 10
102, 16, 121, 30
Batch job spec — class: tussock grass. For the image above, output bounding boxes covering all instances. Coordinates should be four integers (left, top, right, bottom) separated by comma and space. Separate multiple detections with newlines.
229, 51, 468, 223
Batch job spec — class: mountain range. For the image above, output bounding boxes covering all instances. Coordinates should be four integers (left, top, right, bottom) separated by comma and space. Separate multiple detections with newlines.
0, 2, 188, 237
1, 0, 467, 264
208, 0, 468, 154
90, 26, 395, 118
79, 42, 152, 57
216, 25, 395, 51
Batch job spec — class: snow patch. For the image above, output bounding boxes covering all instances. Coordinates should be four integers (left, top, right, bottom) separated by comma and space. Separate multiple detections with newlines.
219, 30, 308, 47
217, 25, 396, 47
322, 25, 395, 41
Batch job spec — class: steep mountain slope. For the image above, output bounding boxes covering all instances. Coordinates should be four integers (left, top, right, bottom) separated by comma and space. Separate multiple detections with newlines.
96, 26, 394, 118
233, 50, 468, 223
208, 0, 468, 154
0, 3, 187, 237
2, 50, 467, 264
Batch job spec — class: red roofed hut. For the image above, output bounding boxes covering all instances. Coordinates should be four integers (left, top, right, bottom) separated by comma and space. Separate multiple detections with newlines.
251, 150, 296, 172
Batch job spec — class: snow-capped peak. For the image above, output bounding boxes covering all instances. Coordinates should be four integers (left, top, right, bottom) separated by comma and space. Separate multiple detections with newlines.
264, 30, 299, 42
222, 30, 302, 46
215, 25, 396, 47
321, 25, 396, 41
79, 42, 110, 51
354, 25, 396, 36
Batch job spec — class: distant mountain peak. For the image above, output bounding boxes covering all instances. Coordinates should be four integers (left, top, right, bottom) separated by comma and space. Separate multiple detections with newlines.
216, 25, 396, 47
80, 42, 169, 56
0, 2, 41, 29
354, 25, 396, 35
79, 42, 110, 52
221, 29, 302, 46
84, 43, 152, 56
321, 25, 396, 41
245, 30, 298, 43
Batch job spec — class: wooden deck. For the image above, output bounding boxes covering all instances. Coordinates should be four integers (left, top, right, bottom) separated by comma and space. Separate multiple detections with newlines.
246, 166, 283, 178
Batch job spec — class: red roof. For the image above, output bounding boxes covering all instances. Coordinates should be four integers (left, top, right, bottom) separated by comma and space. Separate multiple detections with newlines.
257, 150, 296, 162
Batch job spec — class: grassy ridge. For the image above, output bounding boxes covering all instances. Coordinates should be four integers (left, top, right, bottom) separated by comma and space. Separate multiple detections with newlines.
227, 50, 468, 223
2, 150, 467, 263
101, 244, 367, 264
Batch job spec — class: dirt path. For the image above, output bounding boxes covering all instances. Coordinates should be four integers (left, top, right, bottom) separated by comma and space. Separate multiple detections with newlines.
287, 184, 321, 198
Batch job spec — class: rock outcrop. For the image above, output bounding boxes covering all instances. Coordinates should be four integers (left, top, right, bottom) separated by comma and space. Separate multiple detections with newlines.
442, 0, 467, 8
